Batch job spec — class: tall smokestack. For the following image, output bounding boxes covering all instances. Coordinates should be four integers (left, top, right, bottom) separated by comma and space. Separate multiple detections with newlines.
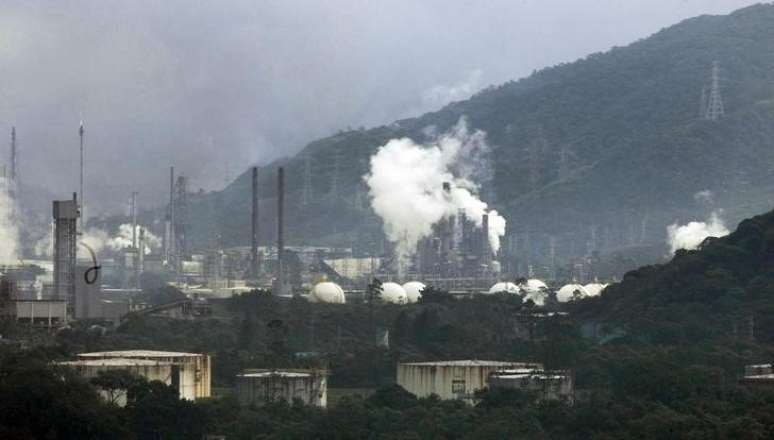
167, 166, 175, 261
79, 121, 86, 231
10, 126, 17, 183
251, 167, 259, 278
482, 213, 492, 262
276, 167, 285, 294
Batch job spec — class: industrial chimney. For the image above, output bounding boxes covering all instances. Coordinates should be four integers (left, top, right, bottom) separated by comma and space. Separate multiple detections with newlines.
275, 167, 285, 295
251, 166, 259, 278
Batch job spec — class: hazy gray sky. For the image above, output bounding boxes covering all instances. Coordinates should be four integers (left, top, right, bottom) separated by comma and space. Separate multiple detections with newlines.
0, 0, 761, 213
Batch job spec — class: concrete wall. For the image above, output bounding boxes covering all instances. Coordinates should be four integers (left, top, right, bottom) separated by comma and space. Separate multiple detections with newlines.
396, 361, 542, 404
236, 370, 327, 407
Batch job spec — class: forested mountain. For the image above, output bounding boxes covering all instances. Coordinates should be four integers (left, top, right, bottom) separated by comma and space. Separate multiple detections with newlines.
191, 3, 774, 273
578, 205, 774, 344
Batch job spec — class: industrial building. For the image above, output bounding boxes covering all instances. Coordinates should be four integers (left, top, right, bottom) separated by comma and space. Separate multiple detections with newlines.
488, 368, 574, 403
76, 350, 211, 400
58, 357, 173, 406
235, 369, 328, 407
396, 360, 542, 404
739, 364, 774, 390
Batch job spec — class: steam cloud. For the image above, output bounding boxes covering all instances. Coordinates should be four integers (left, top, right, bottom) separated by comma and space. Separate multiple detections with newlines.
0, 180, 20, 265
667, 210, 729, 253
34, 223, 161, 257
364, 118, 505, 271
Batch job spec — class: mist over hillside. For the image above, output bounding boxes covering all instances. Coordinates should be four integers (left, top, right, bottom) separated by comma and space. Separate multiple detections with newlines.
185, 3, 774, 277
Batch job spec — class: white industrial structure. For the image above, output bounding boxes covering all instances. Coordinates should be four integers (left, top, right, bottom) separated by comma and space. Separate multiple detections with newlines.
583, 283, 607, 297
488, 368, 574, 403
402, 281, 425, 303
380, 282, 408, 304
556, 284, 589, 303
309, 282, 346, 304
76, 350, 211, 400
397, 360, 542, 405
487, 282, 520, 295
58, 357, 173, 406
521, 279, 549, 305
236, 369, 328, 407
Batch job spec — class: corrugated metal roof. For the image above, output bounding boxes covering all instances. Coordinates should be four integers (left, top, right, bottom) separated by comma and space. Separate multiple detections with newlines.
239, 372, 312, 378
78, 350, 204, 358
399, 360, 541, 367
58, 358, 171, 367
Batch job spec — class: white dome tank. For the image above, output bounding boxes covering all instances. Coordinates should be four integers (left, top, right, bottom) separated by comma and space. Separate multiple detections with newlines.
487, 282, 521, 295
380, 282, 408, 304
584, 283, 608, 297
521, 279, 548, 306
309, 282, 346, 304
557, 284, 589, 303
402, 282, 425, 303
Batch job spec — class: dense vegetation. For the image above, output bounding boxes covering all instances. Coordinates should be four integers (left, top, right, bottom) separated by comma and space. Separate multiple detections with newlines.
185, 3, 774, 273
6, 205, 774, 438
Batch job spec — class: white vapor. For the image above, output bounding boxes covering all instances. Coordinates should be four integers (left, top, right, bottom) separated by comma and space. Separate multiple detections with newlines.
420, 70, 484, 112
364, 118, 505, 271
0, 180, 20, 264
667, 210, 729, 253
34, 223, 161, 257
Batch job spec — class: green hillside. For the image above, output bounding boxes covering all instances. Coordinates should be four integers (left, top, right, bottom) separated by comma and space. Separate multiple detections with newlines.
192, 3, 774, 274
578, 206, 774, 345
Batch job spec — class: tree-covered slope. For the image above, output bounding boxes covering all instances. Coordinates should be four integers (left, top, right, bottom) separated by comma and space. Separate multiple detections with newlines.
194, 3, 774, 272
578, 206, 774, 344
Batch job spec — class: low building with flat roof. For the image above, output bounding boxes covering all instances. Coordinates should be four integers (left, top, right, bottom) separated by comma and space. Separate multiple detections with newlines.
740, 363, 774, 391
58, 357, 173, 406
77, 350, 211, 400
488, 368, 574, 403
396, 360, 542, 404
236, 369, 328, 407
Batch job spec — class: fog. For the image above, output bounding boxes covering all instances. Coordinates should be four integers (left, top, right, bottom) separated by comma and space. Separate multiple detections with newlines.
0, 0, 759, 214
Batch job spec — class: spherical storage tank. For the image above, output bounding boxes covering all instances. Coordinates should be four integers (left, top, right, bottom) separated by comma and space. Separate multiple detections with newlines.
309, 282, 346, 304
521, 279, 549, 306
584, 283, 608, 297
487, 282, 521, 295
402, 282, 425, 303
556, 284, 589, 303
380, 282, 408, 304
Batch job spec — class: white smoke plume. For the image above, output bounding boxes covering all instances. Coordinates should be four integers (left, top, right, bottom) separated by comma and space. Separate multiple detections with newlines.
364, 118, 505, 270
34, 223, 161, 257
0, 180, 20, 264
667, 210, 729, 254
420, 70, 484, 111
693, 190, 714, 205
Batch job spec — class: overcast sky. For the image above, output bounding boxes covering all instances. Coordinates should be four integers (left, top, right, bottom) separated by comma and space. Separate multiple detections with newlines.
0, 0, 762, 214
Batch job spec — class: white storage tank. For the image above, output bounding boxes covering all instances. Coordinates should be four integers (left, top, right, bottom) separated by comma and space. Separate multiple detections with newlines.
487, 282, 520, 295
557, 284, 589, 303
309, 282, 346, 304
380, 282, 408, 304
236, 369, 328, 407
402, 282, 426, 303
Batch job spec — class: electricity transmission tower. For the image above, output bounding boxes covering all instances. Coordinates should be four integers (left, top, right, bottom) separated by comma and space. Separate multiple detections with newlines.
700, 61, 725, 121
